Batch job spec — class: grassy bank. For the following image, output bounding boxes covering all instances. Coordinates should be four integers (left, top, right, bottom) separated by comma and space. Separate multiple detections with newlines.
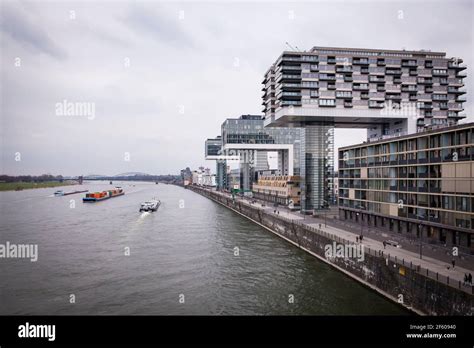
0, 181, 77, 191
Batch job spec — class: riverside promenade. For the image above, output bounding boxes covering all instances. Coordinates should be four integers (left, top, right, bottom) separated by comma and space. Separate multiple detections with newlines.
238, 194, 473, 290
187, 185, 473, 315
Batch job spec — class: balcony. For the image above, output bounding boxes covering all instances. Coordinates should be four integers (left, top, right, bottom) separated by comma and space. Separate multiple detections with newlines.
417, 103, 433, 110
336, 92, 353, 98
385, 83, 400, 91
386, 69, 402, 75
281, 83, 302, 89
448, 103, 463, 110
448, 87, 466, 94
353, 84, 369, 91
402, 86, 417, 92
386, 94, 402, 101
281, 65, 302, 72
448, 61, 467, 70
448, 78, 464, 86
278, 74, 301, 82
353, 58, 369, 65
336, 66, 352, 73
319, 74, 336, 81
281, 100, 302, 106
281, 91, 302, 98
432, 69, 448, 76
368, 101, 384, 108
402, 60, 417, 67
301, 56, 319, 62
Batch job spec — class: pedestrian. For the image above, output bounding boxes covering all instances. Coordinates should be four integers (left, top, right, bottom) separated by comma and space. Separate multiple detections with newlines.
469, 273, 472, 285
451, 259, 455, 269
383, 241, 386, 249
356, 236, 359, 243
464, 274, 468, 286
319, 223, 322, 229
360, 235, 363, 243
277, 211, 279, 215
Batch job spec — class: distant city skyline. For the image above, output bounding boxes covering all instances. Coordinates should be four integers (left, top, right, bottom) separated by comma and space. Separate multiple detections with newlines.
1, 0, 472, 176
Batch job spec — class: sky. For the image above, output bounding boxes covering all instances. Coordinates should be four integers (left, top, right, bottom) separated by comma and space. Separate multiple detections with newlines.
1, 0, 473, 176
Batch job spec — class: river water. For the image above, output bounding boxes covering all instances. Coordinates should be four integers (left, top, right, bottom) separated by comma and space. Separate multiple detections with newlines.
0, 181, 407, 315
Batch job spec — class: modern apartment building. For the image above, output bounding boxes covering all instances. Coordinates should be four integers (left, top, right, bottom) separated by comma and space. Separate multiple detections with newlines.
263, 46, 466, 212
338, 122, 473, 252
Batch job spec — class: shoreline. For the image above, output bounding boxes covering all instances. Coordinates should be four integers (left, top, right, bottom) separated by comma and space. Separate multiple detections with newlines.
0, 181, 78, 192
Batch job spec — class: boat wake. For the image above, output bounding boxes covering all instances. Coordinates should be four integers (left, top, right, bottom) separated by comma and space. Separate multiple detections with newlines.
139, 211, 151, 219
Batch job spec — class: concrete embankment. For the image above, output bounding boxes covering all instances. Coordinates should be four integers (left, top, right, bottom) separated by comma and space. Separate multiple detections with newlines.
187, 185, 473, 316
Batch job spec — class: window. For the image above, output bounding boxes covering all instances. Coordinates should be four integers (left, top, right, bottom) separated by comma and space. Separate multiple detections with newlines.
319, 99, 335, 107
336, 91, 352, 98
302, 81, 318, 87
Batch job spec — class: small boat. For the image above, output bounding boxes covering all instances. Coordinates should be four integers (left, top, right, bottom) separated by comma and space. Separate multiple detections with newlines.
139, 199, 161, 212
83, 187, 124, 202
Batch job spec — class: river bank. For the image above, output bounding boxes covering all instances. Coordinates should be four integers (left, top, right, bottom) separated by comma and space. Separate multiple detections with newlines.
0, 181, 77, 191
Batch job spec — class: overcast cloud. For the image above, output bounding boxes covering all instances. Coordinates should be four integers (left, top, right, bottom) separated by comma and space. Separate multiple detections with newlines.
1, 0, 473, 176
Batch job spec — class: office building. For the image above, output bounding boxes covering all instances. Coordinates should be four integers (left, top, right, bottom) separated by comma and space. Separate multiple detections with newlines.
217, 114, 301, 193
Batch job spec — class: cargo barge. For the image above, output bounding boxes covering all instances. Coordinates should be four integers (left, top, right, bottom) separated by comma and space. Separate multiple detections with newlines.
82, 187, 124, 202
54, 189, 88, 196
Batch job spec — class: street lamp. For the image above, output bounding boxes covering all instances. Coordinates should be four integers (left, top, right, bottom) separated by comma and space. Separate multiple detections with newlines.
357, 210, 362, 238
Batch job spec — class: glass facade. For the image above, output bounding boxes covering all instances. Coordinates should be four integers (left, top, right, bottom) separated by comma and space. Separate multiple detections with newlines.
300, 124, 334, 211
221, 115, 301, 177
